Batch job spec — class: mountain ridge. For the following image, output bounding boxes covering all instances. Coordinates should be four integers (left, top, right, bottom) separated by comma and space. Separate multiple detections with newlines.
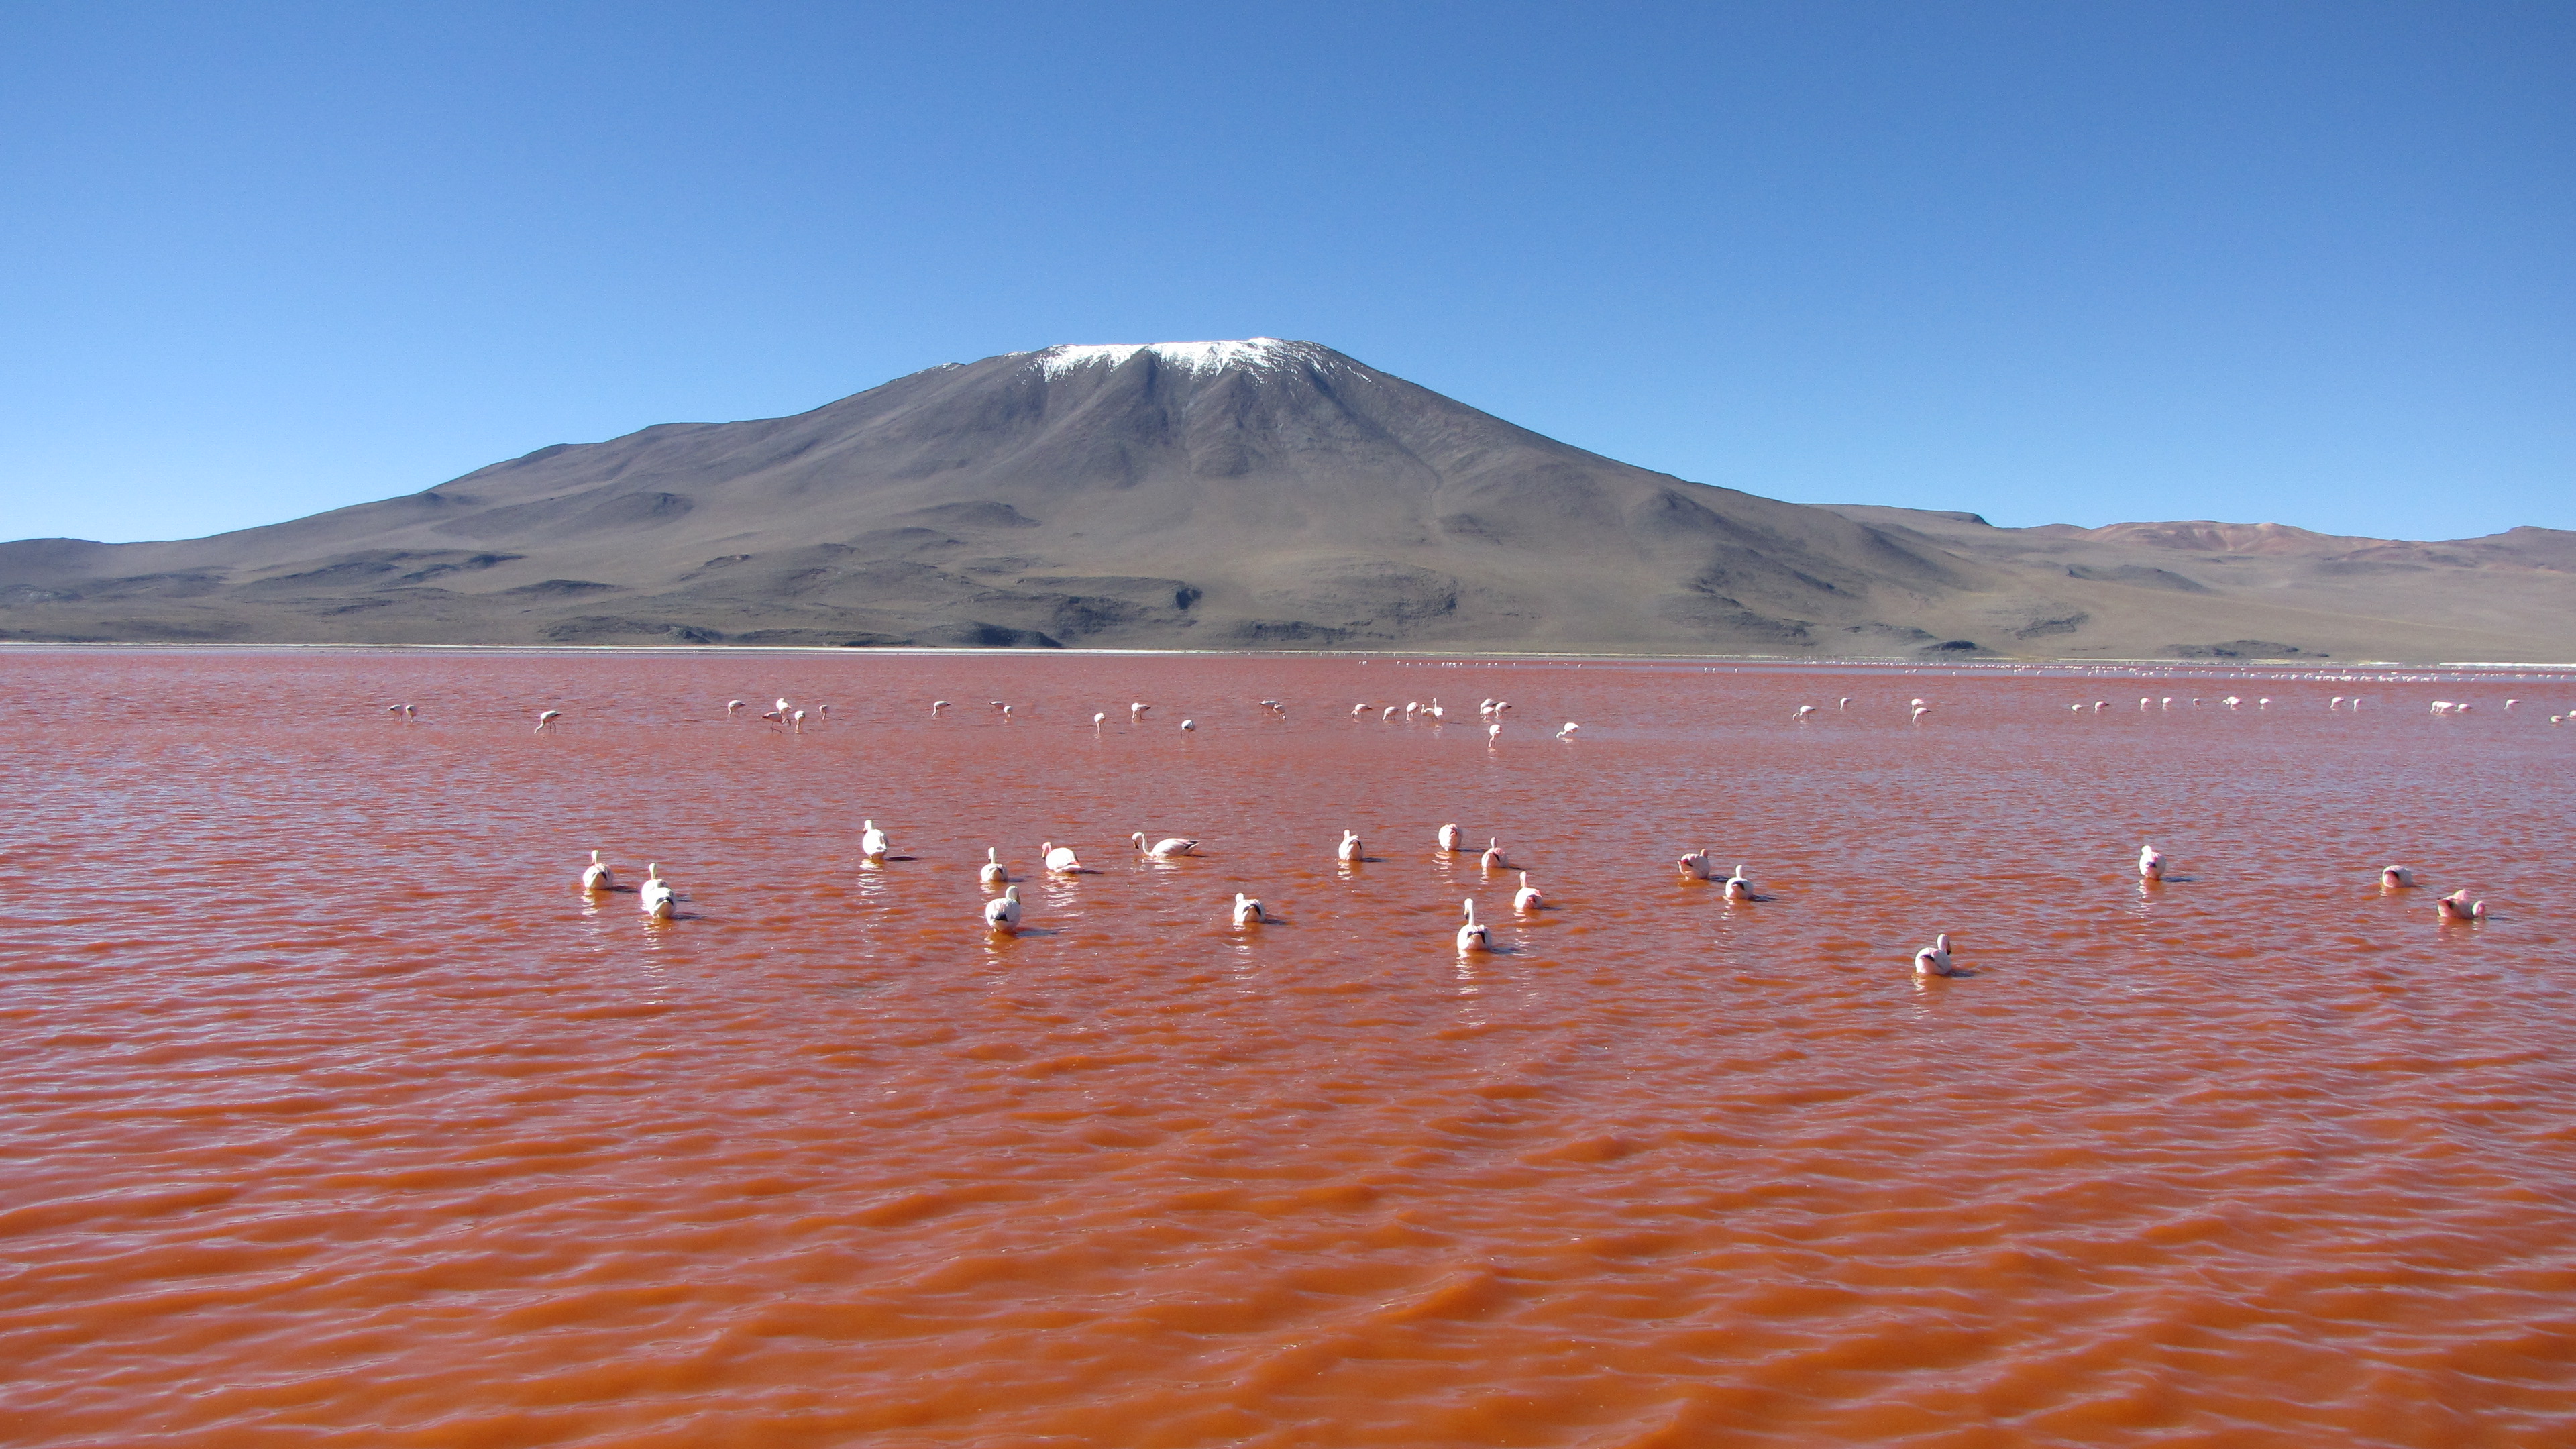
6, 340, 2571, 661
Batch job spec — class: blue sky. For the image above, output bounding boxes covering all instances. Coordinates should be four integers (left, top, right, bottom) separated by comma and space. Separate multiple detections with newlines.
2, 0, 2567, 543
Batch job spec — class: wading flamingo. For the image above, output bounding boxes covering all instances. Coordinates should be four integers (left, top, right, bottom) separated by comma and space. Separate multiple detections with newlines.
1513, 873, 1543, 912
1456, 898, 1490, 953
535, 710, 562, 733
639, 864, 674, 919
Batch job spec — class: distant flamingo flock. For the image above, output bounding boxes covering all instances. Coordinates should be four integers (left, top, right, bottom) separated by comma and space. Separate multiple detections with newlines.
495, 675, 2528, 975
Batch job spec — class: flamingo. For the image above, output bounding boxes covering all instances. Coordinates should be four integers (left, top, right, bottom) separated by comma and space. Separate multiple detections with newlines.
638, 863, 674, 919
1093, 712, 1107, 729
1486, 722, 1501, 743
1838, 697, 1852, 712
980, 848, 1008, 887
727, 700, 744, 717
1913, 934, 1958, 977
2380, 865, 2416, 889
2330, 696, 2345, 710
1381, 706, 1398, 722
1232, 892, 1267, 928
1513, 872, 1542, 912
384, 703, 416, 721
1042, 842, 1083, 873
1428, 700, 1445, 721
579, 850, 614, 892
2139, 843, 2167, 881
1438, 823, 1464, 852
1494, 701, 1511, 714
984, 885, 1022, 933
1338, 830, 1363, 863
1722, 865, 1754, 902
534, 709, 562, 733
1556, 722, 1579, 740
2436, 889, 2487, 922
1352, 702, 1371, 717
790, 709, 806, 731
1479, 838, 1509, 871
1795, 704, 1817, 722
1676, 847, 1716, 881
932, 700, 950, 714
1910, 705, 1930, 725
2094, 700, 2108, 712
1002, 704, 1016, 720
1180, 719, 1196, 732
1134, 832, 1199, 858
2224, 696, 2241, 709
1130, 702, 1150, 721
1404, 702, 1419, 716
775, 697, 792, 717
1456, 898, 1491, 953
859, 819, 890, 861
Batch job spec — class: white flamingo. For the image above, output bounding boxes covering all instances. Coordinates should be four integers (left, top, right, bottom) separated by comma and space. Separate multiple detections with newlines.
1513, 872, 1542, 912
1093, 712, 1106, 728
1676, 847, 1717, 881
1794, 704, 1817, 721
981, 848, 1008, 887
1042, 842, 1083, 873
932, 700, 950, 714
2139, 843, 2167, 881
1181, 719, 1196, 732
1438, 823, 1464, 852
1232, 892, 1267, 928
1910, 705, 1930, 725
1913, 934, 1958, 977
1486, 722, 1502, 743
726, 700, 744, 717
1130, 702, 1150, 721
1556, 722, 1579, 740
1381, 706, 1398, 722
579, 850, 615, 892
1338, 830, 1363, 863
984, 885, 1022, 933
1134, 832, 1199, 858
1352, 702, 1370, 717
1479, 838, 1509, 871
535, 709, 562, 733
860, 820, 890, 861
1456, 898, 1490, 953
1722, 865, 1754, 902
639, 863, 674, 919
1837, 697, 1851, 711
2436, 889, 2487, 922
2380, 865, 2416, 889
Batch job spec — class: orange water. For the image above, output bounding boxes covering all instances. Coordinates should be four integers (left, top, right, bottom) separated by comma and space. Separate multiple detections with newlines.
4, 649, 2573, 1448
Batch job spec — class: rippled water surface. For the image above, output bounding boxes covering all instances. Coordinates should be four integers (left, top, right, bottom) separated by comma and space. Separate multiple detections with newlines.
5, 648, 2575, 1448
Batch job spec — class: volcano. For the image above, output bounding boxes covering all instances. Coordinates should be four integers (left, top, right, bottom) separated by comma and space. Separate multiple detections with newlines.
5, 339, 2570, 660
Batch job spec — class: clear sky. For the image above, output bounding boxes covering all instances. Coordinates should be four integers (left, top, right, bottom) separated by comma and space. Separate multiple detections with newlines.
2, 1, 2567, 544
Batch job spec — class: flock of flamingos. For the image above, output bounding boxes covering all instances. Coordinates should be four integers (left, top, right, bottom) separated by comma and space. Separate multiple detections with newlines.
485, 679, 2530, 978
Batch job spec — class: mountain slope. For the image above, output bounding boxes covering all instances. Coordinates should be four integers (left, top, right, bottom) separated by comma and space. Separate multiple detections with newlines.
5, 339, 2570, 660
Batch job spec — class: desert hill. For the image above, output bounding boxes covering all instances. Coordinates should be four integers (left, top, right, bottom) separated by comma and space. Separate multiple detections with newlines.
4, 339, 2569, 661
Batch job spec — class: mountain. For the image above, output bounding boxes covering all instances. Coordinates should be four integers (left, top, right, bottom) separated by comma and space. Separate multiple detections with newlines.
5, 339, 2571, 660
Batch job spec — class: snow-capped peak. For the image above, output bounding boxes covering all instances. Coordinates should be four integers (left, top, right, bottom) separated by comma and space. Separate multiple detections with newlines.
1032, 339, 1328, 379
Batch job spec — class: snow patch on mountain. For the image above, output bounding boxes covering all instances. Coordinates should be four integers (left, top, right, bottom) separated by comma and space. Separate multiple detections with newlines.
1032, 339, 1329, 379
